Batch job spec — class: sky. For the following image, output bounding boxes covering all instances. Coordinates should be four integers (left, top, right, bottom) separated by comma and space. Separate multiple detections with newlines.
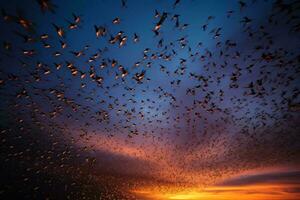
0, 0, 300, 199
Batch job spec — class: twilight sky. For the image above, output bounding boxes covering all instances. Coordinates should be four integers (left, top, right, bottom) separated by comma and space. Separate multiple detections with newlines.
0, 0, 300, 199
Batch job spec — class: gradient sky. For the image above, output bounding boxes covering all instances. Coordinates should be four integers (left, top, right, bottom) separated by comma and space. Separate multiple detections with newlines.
0, 0, 300, 199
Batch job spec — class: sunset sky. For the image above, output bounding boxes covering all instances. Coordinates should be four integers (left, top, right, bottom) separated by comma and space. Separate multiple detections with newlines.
0, 0, 299, 199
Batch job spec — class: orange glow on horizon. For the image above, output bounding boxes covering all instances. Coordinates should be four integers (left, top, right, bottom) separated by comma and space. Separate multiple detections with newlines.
131, 183, 299, 200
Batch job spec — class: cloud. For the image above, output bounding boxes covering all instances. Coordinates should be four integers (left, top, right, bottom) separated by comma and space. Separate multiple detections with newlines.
218, 170, 300, 187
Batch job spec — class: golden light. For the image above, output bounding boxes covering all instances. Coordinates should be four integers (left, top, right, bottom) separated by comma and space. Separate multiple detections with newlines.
131, 187, 206, 200
131, 184, 300, 200
167, 192, 204, 200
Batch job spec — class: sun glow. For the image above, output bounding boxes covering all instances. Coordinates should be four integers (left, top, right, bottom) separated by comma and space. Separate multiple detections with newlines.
132, 184, 300, 200
132, 187, 206, 200
168, 192, 205, 199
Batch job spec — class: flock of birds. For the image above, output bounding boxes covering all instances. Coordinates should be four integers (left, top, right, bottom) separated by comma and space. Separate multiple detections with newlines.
0, 0, 300, 199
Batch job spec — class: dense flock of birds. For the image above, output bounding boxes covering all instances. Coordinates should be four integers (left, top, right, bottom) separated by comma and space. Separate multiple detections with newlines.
0, 0, 300, 199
